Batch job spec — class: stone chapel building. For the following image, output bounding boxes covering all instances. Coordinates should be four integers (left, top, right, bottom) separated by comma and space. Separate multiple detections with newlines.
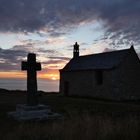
59, 42, 140, 100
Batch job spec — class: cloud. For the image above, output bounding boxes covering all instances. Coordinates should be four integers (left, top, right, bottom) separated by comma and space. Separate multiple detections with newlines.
0, 0, 98, 33
43, 60, 67, 65
94, 0, 140, 45
103, 48, 116, 53
0, 0, 139, 45
20, 36, 66, 48
42, 56, 70, 69
48, 56, 70, 61
0, 45, 63, 71
0, 46, 27, 70
42, 57, 70, 69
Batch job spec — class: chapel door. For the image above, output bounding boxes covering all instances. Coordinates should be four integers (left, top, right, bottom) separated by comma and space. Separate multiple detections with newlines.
64, 81, 69, 96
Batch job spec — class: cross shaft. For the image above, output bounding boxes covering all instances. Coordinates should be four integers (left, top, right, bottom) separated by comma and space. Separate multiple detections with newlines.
22, 53, 41, 106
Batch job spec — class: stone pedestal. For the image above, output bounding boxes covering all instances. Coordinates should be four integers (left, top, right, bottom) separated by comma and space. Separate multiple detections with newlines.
8, 104, 62, 121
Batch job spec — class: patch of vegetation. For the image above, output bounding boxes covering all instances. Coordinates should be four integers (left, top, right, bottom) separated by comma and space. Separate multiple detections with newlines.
0, 89, 140, 140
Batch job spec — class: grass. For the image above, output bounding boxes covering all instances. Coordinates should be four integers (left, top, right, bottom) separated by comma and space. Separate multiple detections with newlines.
0, 89, 140, 140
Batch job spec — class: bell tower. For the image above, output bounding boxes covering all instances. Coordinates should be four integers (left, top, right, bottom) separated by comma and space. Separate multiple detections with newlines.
73, 42, 79, 58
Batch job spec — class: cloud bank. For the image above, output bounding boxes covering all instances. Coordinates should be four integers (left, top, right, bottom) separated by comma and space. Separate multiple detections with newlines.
0, 45, 69, 71
0, 0, 139, 43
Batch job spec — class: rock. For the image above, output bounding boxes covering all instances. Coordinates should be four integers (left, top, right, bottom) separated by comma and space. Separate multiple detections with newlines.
8, 104, 62, 121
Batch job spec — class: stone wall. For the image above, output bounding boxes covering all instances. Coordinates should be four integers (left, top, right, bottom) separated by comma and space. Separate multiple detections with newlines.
60, 68, 121, 100
115, 49, 140, 100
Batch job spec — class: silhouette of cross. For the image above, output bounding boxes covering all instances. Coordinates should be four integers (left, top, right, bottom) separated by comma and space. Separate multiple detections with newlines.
22, 53, 41, 106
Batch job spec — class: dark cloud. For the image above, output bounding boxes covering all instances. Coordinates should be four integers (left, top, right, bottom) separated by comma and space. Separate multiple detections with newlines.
42, 60, 64, 65
103, 48, 116, 53
0, 0, 98, 33
0, 0, 139, 44
0, 62, 20, 71
12, 45, 61, 58
0, 46, 27, 70
0, 46, 27, 62
95, 0, 140, 45
0, 45, 62, 71
48, 56, 70, 61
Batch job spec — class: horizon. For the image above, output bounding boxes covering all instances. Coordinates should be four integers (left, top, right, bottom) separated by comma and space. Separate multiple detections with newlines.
0, 78, 59, 92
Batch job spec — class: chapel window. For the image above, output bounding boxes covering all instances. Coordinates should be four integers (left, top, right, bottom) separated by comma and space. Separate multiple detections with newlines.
95, 70, 103, 85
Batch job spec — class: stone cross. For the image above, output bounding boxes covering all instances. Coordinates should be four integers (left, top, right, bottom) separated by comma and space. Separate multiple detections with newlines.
22, 53, 41, 106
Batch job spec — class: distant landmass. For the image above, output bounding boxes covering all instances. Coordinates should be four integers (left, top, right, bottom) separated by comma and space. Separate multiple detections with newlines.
0, 88, 59, 95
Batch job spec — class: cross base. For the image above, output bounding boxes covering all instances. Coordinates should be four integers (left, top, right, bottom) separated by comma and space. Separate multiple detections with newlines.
8, 104, 62, 121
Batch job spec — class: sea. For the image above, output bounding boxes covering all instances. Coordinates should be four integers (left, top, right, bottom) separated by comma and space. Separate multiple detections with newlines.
0, 78, 59, 92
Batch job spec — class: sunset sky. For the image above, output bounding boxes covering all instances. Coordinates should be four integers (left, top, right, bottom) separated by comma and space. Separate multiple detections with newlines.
0, 0, 140, 82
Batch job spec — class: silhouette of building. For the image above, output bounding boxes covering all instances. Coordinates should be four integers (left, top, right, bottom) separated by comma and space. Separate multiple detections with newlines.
60, 43, 140, 100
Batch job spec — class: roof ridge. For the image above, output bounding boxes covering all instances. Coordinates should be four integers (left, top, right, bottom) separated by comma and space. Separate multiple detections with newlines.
78, 47, 131, 58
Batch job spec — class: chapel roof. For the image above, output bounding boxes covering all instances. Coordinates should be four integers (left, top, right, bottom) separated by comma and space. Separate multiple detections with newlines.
61, 46, 138, 71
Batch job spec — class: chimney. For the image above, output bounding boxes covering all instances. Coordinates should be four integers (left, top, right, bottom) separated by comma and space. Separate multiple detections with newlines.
73, 42, 79, 58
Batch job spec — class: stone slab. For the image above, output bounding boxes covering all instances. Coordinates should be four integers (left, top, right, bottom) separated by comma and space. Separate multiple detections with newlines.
8, 104, 62, 121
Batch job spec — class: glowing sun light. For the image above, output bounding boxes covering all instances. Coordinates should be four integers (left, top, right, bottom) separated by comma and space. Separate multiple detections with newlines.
51, 77, 57, 80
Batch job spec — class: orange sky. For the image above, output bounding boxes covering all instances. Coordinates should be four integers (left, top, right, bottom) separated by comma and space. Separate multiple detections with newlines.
0, 69, 60, 80
0, 57, 67, 81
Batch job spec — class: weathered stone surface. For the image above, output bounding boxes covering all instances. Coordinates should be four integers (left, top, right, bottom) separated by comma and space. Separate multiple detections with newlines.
22, 53, 41, 106
8, 104, 62, 121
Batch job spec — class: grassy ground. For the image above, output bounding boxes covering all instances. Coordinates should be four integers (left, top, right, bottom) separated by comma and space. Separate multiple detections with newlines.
0, 89, 140, 140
